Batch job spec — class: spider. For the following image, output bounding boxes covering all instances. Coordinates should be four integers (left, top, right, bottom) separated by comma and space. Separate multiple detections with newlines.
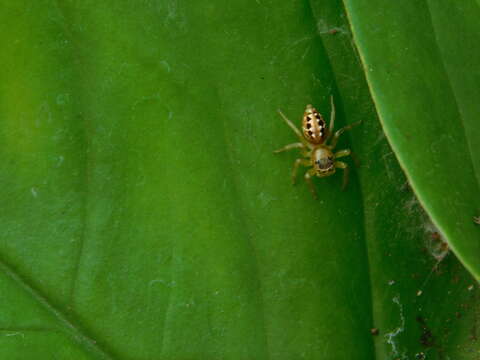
274, 96, 361, 199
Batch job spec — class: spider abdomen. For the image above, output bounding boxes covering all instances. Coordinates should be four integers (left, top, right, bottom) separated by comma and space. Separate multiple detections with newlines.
302, 104, 327, 144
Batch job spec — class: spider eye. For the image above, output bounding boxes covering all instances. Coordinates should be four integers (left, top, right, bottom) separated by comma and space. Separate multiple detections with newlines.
315, 157, 334, 170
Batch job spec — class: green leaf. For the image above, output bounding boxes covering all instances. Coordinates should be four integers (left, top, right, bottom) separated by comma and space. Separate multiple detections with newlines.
342, 0, 480, 280
311, 2, 479, 358
0, 1, 478, 359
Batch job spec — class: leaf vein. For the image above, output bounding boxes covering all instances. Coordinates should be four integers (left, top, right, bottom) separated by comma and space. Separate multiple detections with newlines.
0, 258, 114, 360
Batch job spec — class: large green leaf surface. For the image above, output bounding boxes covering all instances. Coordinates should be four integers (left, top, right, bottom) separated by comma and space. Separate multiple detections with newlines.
312, 2, 479, 358
0, 1, 478, 359
343, 0, 480, 280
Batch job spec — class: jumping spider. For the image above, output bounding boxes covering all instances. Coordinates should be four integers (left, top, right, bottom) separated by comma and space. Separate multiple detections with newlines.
274, 96, 361, 198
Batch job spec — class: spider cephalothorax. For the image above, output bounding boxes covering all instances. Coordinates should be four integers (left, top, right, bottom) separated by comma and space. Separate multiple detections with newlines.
274, 96, 361, 198
312, 147, 335, 174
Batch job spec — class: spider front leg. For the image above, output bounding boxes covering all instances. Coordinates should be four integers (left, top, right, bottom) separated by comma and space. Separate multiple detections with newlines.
329, 120, 362, 149
304, 168, 318, 199
292, 158, 311, 185
335, 161, 349, 190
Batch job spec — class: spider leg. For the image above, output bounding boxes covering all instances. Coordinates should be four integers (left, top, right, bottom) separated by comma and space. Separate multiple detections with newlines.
292, 158, 311, 185
334, 148, 351, 159
273, 142, 305, 154
329, 120, 362, 149
326, 95, 335, 142
304, 168, 318, 199
277, 109, 310, 146
335, 148, 361, 168
335, 161, 349, 190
